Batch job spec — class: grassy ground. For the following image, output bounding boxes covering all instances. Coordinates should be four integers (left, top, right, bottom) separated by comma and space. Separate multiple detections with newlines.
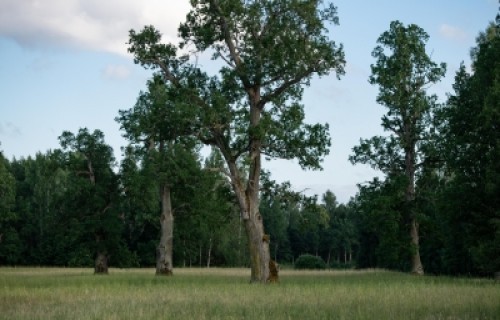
0, 267, 498, 319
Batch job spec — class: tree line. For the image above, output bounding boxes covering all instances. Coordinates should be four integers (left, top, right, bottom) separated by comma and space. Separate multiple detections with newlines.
0, 1, 498, 280
0, 140, 357, 269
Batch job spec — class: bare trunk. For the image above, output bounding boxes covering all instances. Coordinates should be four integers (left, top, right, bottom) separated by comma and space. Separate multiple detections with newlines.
156, 184, 173, 276
94, 251, 108, 274
227, 157, 275, 282
243, 207, 271, 283
88, 161, 95, 185
213, 86, 275, 283
410, 218, 424, 275
405, 147, 424, 275
207, 238, 212, 268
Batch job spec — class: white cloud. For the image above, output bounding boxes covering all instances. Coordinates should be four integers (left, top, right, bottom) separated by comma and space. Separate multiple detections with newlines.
102, 64, 131, 80
0, 0, 191, 56
439, 24, 468, 42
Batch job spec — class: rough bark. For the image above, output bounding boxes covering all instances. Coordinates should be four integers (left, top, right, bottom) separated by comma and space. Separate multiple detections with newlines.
244, 209, 271, 283
156, 184, 174, 276
229, 165, 272, 283
228, 130, 276, 282
246, 90, 275, 283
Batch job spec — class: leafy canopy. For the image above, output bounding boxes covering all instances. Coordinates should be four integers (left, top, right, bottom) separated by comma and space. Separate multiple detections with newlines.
350, 21, 446, 173
128, 0, 346, 170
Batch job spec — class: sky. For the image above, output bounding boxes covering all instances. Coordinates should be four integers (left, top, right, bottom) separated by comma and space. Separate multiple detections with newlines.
0, 0, 497, 203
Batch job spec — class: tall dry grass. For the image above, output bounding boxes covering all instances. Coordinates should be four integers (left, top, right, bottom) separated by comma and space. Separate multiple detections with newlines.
0, 267, 498, 319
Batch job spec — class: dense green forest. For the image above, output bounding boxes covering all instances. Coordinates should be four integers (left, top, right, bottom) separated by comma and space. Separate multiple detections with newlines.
0, 2, 498, 279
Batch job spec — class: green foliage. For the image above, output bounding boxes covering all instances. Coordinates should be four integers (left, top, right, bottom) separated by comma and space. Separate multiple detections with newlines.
128, 0, 345, 175
0, 152, 18, 264
0, 4, 498, 280
0, 152, 16, 221
433, 20, 500, 276
352, 176, 412, 271
57, 128, 132, 268
350, 21, 446, 274
350, 20, 446, 174
0, 227, 22, 264
319, 191, 358, 266
128, 0, 345, 282
294, 254, 326, 270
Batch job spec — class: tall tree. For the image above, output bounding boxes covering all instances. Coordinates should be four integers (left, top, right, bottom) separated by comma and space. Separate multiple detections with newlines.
437, 19, 500, 275
8, 152, 68, 265
59, 128, 123, 274
260, 172, 298, 263
320, 191, 357, 266
128, 0, 345, 283
350, 21, 446, 275
0, 150, 16, 231
351, 176, 411, 270
119, 145, 158, 267
0, 149, 18, 264
117, 76, 200, 275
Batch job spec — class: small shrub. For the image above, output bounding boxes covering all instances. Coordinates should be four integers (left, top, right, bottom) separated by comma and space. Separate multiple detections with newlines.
294, 254, 326, 270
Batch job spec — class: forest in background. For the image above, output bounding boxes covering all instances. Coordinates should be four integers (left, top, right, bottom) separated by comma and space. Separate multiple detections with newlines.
0, 2, 498, 278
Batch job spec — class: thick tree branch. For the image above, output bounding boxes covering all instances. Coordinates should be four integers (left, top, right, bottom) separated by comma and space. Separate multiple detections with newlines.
260, 66, 315, 106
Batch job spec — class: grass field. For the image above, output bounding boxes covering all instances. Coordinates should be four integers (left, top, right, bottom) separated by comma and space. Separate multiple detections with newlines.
0, 267, 498, 319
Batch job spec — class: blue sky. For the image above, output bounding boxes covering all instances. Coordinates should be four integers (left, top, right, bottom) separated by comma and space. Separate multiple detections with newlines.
0, 0, 496, 203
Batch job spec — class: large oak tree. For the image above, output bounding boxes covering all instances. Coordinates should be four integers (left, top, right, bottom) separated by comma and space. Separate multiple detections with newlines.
128, 0, 345, 283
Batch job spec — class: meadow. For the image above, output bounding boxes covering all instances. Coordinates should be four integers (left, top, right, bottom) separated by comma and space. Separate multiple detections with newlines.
0, 267, 498, 319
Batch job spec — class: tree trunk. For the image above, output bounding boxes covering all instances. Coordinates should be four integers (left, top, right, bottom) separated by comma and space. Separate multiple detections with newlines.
215, 87, 276, 283
410, 218, 424, 275
228, 160, 274, 283
405, 146, 424, 275
156, 184, 173, 276
207, 238, 212, 268
94, 251, 108, 274
244, 209, 271, 283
